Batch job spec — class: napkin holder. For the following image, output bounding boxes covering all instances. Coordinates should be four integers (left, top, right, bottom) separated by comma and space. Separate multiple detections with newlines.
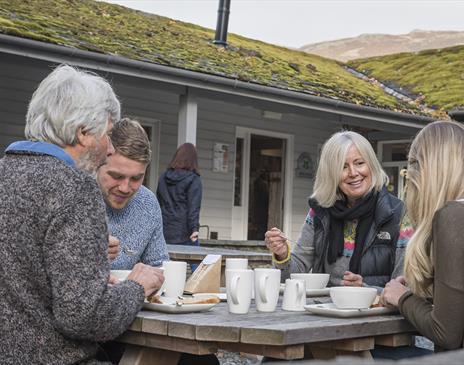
184, 254, 222, 294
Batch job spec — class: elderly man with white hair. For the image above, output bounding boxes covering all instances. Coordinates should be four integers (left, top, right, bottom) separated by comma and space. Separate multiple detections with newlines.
0, 65, 164, 364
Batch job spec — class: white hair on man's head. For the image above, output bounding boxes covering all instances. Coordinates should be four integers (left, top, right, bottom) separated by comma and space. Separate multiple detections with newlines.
311, 130, 388, 207
25, 64, 120, 146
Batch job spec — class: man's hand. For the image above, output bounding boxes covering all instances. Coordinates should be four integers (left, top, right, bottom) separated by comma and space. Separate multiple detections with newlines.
108, 274, 119, 285
265, 227, 289, 261
342, 271, 363, 287
108, 235, 120, 261
127, 263, 165, 297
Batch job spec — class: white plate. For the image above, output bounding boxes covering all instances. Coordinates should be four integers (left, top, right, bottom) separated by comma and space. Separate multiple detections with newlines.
304, 303, 397, 318
279, 284, 330, 297
193, 293, 227, 301
143, 297, 218, 313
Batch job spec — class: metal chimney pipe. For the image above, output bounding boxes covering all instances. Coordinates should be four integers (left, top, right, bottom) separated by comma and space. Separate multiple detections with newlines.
213, 0, 231, 46
448, 108, 464, 122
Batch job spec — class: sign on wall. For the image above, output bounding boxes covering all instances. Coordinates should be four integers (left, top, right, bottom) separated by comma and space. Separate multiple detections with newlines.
295, 152, 314, 178
213, 142, 229, 173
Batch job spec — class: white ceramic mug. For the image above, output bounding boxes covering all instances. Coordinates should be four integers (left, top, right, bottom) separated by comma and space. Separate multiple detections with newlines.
282, 278, 306, 311
226, 269, 253, 314
110, 270, 131, 282
161, 261, 187, 298
226, 258, 248, 270
254, 268, 281, 312
225, 258, 254, 298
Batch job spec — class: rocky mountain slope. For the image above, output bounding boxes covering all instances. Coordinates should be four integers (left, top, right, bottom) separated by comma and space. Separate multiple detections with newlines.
300, 30, 464, 62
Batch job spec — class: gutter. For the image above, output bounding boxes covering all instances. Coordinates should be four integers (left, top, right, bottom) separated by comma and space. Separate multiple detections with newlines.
0, 34, 435, 129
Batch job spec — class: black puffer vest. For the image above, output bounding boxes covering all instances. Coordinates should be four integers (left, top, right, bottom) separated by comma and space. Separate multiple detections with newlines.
310, 187, 405, 287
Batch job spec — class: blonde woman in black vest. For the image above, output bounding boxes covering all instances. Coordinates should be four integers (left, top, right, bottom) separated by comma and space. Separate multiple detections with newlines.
266, 131, 411, 289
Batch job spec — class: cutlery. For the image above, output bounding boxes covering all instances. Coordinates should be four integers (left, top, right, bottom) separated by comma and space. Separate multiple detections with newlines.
123, 246, 137, 256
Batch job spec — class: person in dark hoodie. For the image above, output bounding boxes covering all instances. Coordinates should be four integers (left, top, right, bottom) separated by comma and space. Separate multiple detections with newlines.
157, 143, 203, 247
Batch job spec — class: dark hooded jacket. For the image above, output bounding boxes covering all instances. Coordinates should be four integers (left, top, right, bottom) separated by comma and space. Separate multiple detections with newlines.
157, 169, 202, 244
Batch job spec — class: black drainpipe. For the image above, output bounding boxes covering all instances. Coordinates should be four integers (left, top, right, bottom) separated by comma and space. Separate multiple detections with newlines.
213, 0, 231, 46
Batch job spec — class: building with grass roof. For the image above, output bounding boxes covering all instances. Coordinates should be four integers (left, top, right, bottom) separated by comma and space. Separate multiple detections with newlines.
0, 0, 438, 241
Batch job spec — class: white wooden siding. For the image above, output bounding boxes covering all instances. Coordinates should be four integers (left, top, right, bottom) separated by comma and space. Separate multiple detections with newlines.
188, 97, 342, 241
0, 53, 414, 244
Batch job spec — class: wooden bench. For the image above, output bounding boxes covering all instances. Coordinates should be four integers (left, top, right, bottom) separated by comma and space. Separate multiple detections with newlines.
167, 244, 272, 285
199, 239, 268, 252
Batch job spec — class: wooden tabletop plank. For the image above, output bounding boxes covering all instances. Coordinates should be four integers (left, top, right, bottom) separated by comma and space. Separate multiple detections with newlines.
169, 321, 241, 342
117, 331, 217, 355
128, 316, 143, 332
134, 301, 415, 346
137, 310, 169, 335
240, 315, 415, 345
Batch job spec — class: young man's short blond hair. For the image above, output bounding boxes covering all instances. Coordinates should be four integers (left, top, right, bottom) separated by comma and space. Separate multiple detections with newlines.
311, 130, 388, 207
110, 118, 151, 164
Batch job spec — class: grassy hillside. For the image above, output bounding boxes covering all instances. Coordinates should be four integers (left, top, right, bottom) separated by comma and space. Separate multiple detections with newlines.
348, 45, 464, 111
0, 0, 427, 115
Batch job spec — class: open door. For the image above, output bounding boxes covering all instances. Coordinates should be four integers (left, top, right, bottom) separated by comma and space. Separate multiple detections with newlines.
247, 134, 284, 240
232, 127, 293, 240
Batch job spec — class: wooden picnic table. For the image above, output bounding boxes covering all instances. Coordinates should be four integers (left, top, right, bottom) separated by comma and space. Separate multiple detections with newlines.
117, 297, 416, 364
167, 244, 272, 285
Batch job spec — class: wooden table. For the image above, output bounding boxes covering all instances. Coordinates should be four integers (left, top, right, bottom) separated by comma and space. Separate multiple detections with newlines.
167, 244, 272, 285
117, 298, 416, 364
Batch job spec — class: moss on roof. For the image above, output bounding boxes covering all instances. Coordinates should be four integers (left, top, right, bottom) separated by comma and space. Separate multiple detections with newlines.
0, 0, 432, 115
348, 46, 464, 111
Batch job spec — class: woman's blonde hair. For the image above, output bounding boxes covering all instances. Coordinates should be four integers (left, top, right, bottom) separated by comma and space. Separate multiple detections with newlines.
311, 131, 388, 207
404, 120, 464, 297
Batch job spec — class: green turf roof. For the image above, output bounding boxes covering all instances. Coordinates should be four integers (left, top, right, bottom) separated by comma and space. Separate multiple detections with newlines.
0, 0, 436, 116
348, 46, 464, 111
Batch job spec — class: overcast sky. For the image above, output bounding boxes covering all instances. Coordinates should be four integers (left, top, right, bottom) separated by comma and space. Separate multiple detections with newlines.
103, 0, 464, 48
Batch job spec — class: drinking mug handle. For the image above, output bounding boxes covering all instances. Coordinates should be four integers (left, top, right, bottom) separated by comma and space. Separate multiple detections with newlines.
296, 281, 304, 302
156, 280, 166, 296
156, 265, 166, 295
231, 275, 240, 305
259, 274, 268, 303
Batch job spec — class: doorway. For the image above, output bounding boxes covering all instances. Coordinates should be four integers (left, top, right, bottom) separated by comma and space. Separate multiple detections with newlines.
232, 127, 293, 240
247, 135, 284, 239
377, 140, 409, 199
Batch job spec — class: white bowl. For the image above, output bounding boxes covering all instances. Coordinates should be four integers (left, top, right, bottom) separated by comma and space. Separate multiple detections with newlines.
330, 286, 378, 309
110, 270, 131, 281
290, 273, 330, 289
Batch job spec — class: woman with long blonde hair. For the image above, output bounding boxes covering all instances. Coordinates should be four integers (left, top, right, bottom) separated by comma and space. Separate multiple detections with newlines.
382, 120, 464, 350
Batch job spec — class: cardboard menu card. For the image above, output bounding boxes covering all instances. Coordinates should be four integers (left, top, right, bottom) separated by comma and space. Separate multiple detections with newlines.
184, 254, 222, 294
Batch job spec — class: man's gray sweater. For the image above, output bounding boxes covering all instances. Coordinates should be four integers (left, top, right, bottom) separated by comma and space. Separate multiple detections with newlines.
0, 153, 145, 364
